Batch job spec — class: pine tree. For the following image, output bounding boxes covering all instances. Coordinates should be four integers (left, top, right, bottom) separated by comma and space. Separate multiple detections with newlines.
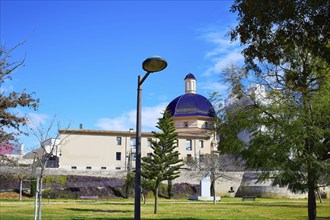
141, 110, 183, 214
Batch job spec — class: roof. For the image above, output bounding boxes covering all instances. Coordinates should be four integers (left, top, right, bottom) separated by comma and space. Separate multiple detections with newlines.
184, 73, 196, 80
166, 93, 216, 118
59, 129, 210, 139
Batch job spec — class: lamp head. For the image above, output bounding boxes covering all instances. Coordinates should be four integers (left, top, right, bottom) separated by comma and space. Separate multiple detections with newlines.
142, 56, 167, 73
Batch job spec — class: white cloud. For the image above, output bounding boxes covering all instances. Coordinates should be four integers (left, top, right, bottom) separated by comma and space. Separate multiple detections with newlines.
199, 81, 228, 94
203, 50, 244, 76
200, 30, 244, 77
96, 102, 168, 132
27, 113, 49, 128
204, 32, 237, 56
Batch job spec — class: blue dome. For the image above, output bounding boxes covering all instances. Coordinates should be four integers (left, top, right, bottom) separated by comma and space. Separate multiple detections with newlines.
184, 73, 196, 80
166, 93, 216, 118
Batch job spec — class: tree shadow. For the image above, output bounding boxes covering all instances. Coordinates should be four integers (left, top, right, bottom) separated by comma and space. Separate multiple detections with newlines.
102, 202, 134, 206
67, 209, 200, 220
66, 208, 132, 213
226, 202, 306, 209
90, 218, 200, 220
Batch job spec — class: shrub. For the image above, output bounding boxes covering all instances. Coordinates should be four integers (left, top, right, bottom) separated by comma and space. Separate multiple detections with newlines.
43, 176, 67, 188
43, 189, 79, 199
30, 178, 37, 197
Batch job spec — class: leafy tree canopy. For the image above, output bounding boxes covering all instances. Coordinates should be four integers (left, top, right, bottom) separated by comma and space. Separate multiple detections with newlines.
230, 0, 330, 71
218, 1, 330, 219
0, 44, 39, 143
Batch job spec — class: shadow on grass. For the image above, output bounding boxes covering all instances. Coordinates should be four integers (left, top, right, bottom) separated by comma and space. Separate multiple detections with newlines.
89, 218, 200, 220
66, 208, 132, 213
226, 202, 306, 209
68, 208, 200, 220
101, 202, 134, 206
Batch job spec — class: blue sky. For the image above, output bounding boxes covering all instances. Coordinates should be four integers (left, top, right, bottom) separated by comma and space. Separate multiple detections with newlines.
1, 0, 244, 151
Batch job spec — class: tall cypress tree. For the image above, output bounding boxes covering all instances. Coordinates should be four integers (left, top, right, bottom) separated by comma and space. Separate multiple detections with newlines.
141, 110, 183, 214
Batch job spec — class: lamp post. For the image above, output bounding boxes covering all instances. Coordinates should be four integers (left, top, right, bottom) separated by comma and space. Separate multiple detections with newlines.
135, 56, 167, 220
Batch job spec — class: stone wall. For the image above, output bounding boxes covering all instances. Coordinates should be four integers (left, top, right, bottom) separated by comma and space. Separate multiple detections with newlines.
2, 167, 328, 199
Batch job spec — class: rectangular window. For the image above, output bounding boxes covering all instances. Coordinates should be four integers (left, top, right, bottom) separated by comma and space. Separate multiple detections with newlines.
71, 166, 77, 170
204, 122, 209, 129
184, 122, 189, 127
186, 139, 192, 151
147, 153, 152, 158
147, 138, 152, 147
116, 152, 121, 160
199, 140, 204, 148
101, 167, 106, 170
116, 167, 121, 170
86, 166, 92, 170
130, 137, 136, 149
116, 137, 122, 145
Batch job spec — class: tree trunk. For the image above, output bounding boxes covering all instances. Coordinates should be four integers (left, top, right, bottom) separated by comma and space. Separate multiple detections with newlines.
212, 178, 217, 204
154, 186, 158, 214
37, 165, 45, 220
141, 190, 146, 205
34, 177, 39, 220
168, 179, 172, 199
19, 178, 23, 201
316, 190, 323, 203
37, 175, 43, 220
213, 193, 217, 205
308, 188, 316, 220
303, 94, 317, 220
307, 164, 317, 220
210, 178, 215, 196
212, 179, 216, 204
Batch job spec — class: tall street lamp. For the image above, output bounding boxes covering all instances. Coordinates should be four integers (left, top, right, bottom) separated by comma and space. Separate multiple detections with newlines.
135, 56, 167, 220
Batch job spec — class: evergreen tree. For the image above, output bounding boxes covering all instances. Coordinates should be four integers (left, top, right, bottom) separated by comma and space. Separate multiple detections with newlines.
141, 110, 183, 214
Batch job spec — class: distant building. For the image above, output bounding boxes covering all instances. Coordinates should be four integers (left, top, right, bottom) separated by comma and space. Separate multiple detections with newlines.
58, 73, 218, 171
225, 84, 269, 144
0, 142, 24, 161
24, 138, 61, 167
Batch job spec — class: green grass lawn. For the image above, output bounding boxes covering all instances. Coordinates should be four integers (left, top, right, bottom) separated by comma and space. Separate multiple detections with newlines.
0, 198, 329, 220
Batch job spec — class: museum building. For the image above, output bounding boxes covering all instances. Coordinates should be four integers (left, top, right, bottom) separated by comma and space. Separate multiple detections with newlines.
58, 73, 218, 171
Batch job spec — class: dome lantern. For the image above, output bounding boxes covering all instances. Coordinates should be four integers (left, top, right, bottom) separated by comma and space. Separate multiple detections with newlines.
185, 73, 196, 94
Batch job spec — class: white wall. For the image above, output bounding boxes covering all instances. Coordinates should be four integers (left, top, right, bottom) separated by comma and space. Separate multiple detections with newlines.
59, 130, 215, 171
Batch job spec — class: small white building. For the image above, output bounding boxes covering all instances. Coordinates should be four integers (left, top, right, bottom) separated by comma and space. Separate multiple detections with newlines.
0, 142, 24, 163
